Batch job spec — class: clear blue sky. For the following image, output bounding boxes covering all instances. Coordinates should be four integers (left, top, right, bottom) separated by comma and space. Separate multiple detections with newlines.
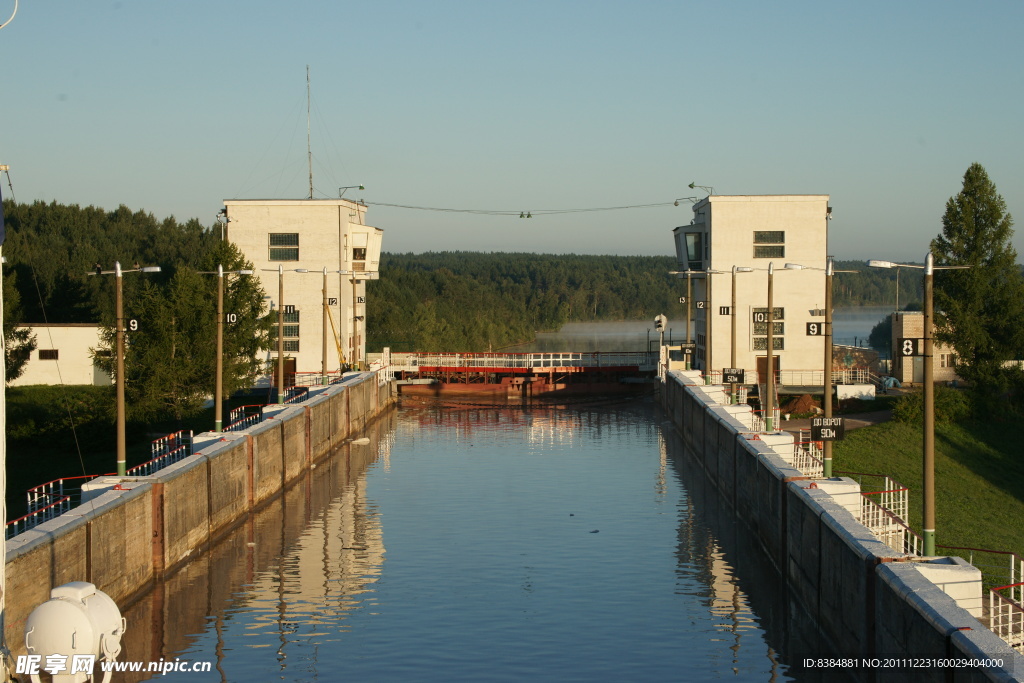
2, 1, 1022, 262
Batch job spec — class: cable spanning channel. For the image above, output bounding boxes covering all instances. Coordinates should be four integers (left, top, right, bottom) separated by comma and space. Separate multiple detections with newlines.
365, 201, 677, 216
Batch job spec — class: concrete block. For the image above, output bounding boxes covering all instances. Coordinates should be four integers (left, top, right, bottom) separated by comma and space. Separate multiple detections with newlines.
948, 627, 1024, 682
915, 557, 984, 619
796, 477, 863, 519
876, 561, 987, 662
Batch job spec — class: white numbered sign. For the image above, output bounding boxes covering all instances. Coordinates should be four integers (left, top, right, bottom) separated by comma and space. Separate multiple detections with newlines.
806, 322, 824, 336
128, 319, 139, 332
226, 313, 238, 324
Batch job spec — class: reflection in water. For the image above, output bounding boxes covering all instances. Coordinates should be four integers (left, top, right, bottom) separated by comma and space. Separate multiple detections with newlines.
120, 400, 844, 681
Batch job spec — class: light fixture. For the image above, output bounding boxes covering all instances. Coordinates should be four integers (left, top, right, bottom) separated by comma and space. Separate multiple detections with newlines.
338, 185, 365, 198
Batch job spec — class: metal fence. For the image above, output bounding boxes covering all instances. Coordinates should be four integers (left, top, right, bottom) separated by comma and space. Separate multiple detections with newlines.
284, 387, 309, 404
750, 408, 781, 433
936, 547, 1024, 654
225, 405, 264, 432
127, 429, 194, 477
792, 433, 824, 478
6, 474, 109, 539
390, 351, 657, 371
837, 471, 917, 556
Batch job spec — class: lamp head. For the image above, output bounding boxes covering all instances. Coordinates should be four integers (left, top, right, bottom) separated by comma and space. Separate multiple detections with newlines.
867, 260, 894, 269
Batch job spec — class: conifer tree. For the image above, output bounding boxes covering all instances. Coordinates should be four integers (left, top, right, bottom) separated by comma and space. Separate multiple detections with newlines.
932, 163, 1024, 410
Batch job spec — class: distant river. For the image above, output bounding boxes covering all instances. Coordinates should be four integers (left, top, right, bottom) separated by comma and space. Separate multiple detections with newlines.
508, 306, 893, 353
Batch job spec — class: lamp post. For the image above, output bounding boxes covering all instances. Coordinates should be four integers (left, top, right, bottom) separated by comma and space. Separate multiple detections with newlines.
785, 259, 856, 476
199, 265, 254, 431
705, 267, 716, 384
298, 267, 349, 383
868, 253, 969, 556
262, 266, 309, 403
346, 270, 379, 370
88, 262, 162, 476
731, 266, 754, 403
669, 269, 703, 370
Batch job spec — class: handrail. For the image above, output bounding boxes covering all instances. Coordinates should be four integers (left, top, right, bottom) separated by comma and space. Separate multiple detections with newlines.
225, 405, 264, 432
284, 387, 309, 404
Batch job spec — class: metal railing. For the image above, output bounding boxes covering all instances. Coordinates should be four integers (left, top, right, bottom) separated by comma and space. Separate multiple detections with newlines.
389, 351, 657, 371
7, 474, 110, 539
750, 408, 781, 433
775, 369, 873, 386
293, 371, 345, 387
837, 471, 917, 556
225, 405, 264, 432
792, 433, 824, 478
127, 429, 194, 477
934, 547, 1024, 653
284, 387, 309, 404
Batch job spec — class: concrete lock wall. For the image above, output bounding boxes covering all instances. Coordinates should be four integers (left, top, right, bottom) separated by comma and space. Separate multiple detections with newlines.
661, 370, 1024, 681
4, 372, 396, 659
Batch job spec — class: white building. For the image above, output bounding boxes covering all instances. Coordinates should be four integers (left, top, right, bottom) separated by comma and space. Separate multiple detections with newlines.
671, 195, 831, 385
222, 199, 383, 377
10, 324, 111, 386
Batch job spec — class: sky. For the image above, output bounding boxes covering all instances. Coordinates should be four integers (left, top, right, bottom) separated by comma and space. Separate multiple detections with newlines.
1, 1, 1022, 262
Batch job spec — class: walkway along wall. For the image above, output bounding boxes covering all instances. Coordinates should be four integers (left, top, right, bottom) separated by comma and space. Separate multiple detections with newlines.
661, 370, 1023, 682
4, 372, 396, 657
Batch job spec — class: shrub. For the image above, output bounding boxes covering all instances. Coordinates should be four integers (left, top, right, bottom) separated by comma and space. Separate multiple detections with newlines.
893, 385, 972, 424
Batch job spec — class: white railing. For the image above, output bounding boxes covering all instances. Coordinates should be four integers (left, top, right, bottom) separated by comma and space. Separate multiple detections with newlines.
750, 408, 782, 433
838, 471, 917, 556
775, 369, 873, 385
988, 588, 1024, 654
792, 432, 824, 477
390, 351, 657, 371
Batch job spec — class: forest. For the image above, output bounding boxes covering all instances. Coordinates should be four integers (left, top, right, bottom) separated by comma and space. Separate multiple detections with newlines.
364, 252, 922, 352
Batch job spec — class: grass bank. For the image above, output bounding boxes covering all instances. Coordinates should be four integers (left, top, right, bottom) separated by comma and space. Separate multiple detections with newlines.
833, 417, 1024, 561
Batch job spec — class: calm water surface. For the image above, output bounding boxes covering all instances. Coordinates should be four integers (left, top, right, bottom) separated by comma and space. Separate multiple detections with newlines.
133, 398, 820, 682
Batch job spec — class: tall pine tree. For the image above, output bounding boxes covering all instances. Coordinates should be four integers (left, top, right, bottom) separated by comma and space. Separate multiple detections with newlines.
932, 163, 1024, 411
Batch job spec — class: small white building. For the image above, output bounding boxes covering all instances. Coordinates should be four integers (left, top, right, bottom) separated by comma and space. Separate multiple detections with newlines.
10, 324, 111, 386
672, 195, 831, 385
222, 199, 383, 376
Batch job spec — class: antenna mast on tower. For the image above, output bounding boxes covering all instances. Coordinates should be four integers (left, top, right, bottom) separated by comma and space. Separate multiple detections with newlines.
307, 65, 313, 200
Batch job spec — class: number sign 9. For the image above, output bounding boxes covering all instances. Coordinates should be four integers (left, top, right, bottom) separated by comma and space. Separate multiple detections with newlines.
806, 322, 824, 336
129, 319, 139, 332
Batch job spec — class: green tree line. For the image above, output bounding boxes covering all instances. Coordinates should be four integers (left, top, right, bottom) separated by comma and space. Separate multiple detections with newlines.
1, 200, 270, 420
365, 252, 927, 352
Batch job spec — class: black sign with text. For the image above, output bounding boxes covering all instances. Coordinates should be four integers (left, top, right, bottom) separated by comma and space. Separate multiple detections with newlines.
811, 417, 846, 441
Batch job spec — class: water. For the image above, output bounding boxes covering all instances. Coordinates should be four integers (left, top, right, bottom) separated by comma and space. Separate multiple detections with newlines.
831, 305, 891, 348
123, 399, 819, 682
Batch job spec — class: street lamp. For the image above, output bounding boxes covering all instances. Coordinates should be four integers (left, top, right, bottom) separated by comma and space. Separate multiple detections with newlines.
785, 259, 856, 476
730, 266, 754, 403
198, 265, 254, 432
669, 269, 703, 369
346, 270, 379, 370
705, 267, 717, 384
88, 262, 162, 476
760, 263, 807, 432
868, 253, 969, 556
297, 267, 352, 383
262, 266, 309, 403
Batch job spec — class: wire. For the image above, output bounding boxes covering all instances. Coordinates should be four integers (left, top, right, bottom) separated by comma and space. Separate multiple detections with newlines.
364, 201, 676, 217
